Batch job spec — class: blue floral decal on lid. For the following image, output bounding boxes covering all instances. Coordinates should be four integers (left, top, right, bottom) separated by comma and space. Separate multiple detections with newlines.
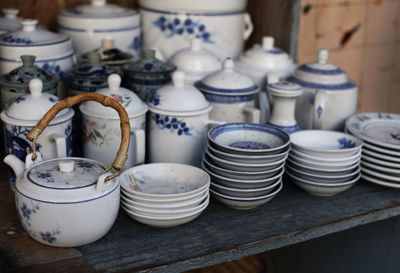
14, 97, 26, 104
337, 137, 356, 149
2, 35, 32, 44
153, 114, 192, 136
229, 141, 270, 150
150, 94, 161, 106
36, 171, 55, 183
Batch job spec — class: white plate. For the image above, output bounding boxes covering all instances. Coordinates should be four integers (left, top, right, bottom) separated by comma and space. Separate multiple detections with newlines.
290, 147, 361, 164
361, 173, 400, 189
363, 142, 400, 157
361, 160, 400, 175
285, 158, 360, 175
361, 154, 400, 169
362, 146, 400, 163
361, 166, 400, 182
288, 152, 360, 170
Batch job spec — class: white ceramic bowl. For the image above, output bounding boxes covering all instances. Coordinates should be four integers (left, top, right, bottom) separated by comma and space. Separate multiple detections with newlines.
286, 164, 361, 183
286, 158, 360, 176
290, 130, 363, 158
290, 147, 361, 164
288, 152, 360, 170
285, 169, 360, 197
210, 181, 282, 210
208, 123, 290, 155
211, 177, 281, 198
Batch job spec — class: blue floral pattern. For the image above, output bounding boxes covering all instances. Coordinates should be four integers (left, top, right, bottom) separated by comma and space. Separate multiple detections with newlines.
317, 105, 323, 119
36, 171, 55, 183
2, 35, 32, 44
77, 161, 95, 170
337, 137, 357, 149
65, 124, 73, 156
15, 97, 26, 104
42, 62, 65, 79
153, 114, 192, 136
39, 230, 60, 244
229, 141, 270, 150
128, 36, 141, 52
19, 202, 40, 227
150, 94, 161, 106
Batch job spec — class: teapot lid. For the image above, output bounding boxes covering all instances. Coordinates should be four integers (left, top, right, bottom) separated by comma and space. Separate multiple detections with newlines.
80, 74, 148, 118
60, 0, 138, 18
124, 49, 175, 74
139, 0, 247, 12
1, 79, 74, 126
0, 9, 22, 34
149, 71, 211, 116
195, 59, 258, 95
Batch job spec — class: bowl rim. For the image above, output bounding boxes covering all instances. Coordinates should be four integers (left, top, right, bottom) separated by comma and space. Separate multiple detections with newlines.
210, 181, 282, 201
211, 177, 282, 193
290, 147, 362, 162
286, 157, 361, 173
286, 164, 361, 179
288, 152, 360, 168
285, 169, 361, 187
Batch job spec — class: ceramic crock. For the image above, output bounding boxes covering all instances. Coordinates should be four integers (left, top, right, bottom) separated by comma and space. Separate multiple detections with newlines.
139, 0, 253, 60
123, 49, 176, 102
57, 0, 141, 60
169, 38, 221, 85
288, 49, 358, 131
148, 71, 222, 167
0, 20, 74, 79
1, 79, 74, 188
80, 74, 147, 168
0, 55, 58, 109
3, 92, 131, 247
195, 59, 260, 124
0, 9, 22, 34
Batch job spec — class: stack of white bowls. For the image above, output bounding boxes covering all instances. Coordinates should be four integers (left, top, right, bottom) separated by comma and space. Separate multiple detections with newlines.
120, 163, 210, 228
285, 130, 363, 196
203, 123, 290, 210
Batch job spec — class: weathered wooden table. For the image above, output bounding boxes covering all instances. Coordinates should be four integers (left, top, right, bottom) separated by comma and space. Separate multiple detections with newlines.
1, 165, 400, 273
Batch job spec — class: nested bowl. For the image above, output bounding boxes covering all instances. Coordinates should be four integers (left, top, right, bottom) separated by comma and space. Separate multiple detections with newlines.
290, 147, 361, 164
285, 164, 361, 183
288, 152, 360, 170
211, 177, 281, 198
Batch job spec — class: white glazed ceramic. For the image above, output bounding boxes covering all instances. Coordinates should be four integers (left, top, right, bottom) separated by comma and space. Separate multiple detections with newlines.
288, 49, 358, 131
169, 38, 221, 85
195, 59, 260, 123
139, 0, 252, 60
361, 153, 400, 169
286, 164, 361, 183
290, 147, 361, 163
57, 0, 141, 59
290, 130, 363, 158
286, 157, 360, 176
361, 160, 400, 176
362, 142, 400, 157
362, 147, 400, 163
361, 173, 400, 189
80, 74, 147, 168
210, 181, 282, 210
345, 112, 400, 138
288, 153, 360, 170
211, 177, 281, 198
0, 9, 22, 34
361, 166, 400, 183
208, 123, 291, 155
0, 20, 74, 78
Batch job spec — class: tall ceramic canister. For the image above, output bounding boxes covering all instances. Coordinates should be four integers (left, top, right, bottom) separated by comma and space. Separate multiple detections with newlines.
80, 74, 147, 168
195, 59, 260, 124
288, 49, 358, 131
169, 38, 221, 85
57, 0, 141, 60
148, 71, 221, 167
139, 0, 253, 60
0, 19, 74, 79
1, 79, 74, 189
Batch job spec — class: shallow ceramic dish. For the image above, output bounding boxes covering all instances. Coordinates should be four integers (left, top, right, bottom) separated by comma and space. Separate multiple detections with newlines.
361, 154, 400, 169
361, 166, 400, 182
290, 147, 361, 164
290, 130, 362, 158
211, 178, 281, 198
362, 147, 400, 163
361, 173, 400, 189
285, 169, 360, 197
285, 158, 360, 176
202, 156, 284, 180
361, 160, 400, 175
286, 164, 361, 183
288, 152, 360, 170
362, 142, 400, 157
208, 123, 290, 155
210, 182, 282, 210
120, 163, 210, 199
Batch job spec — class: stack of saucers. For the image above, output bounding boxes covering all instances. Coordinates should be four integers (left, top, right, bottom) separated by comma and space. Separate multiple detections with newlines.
345, 112, 400, 188
120, 163, 210, 228
202, 123, 290, 210
285, 130, 363, 196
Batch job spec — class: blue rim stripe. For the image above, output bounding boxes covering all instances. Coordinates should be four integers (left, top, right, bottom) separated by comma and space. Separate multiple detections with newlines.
0, 37, 70, 47
0, 52, 74, 63
59, 9, 139, 19
203, 92, 255, 103
140, 6, 245, 16
288, 76, 357, 90
58, 24, 140, 33
298, 65, 344, 75
195, 82, 259, 94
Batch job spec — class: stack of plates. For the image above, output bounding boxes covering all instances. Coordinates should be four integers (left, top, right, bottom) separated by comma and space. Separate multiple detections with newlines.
285, 130, 363, 196
120, 163, 210, 228
202, 123, 290, 210
345, 112, 400, 188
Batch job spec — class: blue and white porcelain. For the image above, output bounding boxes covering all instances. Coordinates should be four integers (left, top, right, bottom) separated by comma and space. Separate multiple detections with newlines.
57, 0, 141, 60
196, 59, 260, 123
288, 49, 358, 131
139, 0, 253, 60
290, 147, 361, 164
285, 158, 360, 177
0, 9, 22, 34
0, 20, 74, 78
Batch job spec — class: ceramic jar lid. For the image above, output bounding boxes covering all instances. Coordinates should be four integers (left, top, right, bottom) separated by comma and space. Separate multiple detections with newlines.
1, 79, 74, 126
0, 9, 21, 34
288, 49, 357, 89
80, 74, 148, 119
195, 59, 258, 95
149, 71, 211, 116
268, 81, 303, 97
139, 0, 247, 12
124, 50, 175, 75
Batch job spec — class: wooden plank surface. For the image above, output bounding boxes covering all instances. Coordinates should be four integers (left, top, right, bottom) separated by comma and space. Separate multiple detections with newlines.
1, 165, 400, 273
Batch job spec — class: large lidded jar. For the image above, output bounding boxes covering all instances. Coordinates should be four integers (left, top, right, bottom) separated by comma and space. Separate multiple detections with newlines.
288, 49, 358, 131
123, 49, 176, 102
0, 20, 74, 78
80, 74, 148, 168
57, 0, 141, 60
0, 55, 58, 109
195, 59, 260, 123
148, 71, 221, 167
0, 9, 22, 34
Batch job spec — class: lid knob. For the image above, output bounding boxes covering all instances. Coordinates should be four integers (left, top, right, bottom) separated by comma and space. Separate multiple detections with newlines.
223, 58, 235, 71
108, 74, 121, 91
172, 71, 185, 88
92, 0, 106, 6
267, 73, 279, 84
101, 36, 115, 49
21, 55, 36, 67
262, 36, 274, 50
29, 78, 43, 97
86, 52, 101, 64
317, 49, 329, 64
21, 19, 38, 31
190, 38, 202, 51
59, 160, 75, 173
143, 49, 156, 59
3, 8, 19, 19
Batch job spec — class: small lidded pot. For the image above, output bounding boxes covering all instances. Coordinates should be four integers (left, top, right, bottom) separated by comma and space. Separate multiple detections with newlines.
148, 71, 221, 167
123, 49, 175, 102
0, 55, 58, 109
288, 49, 358, 131
0, 9, 22, 34
195, 59, 260, 123
80, 74, 147, 168
169, 38, 221, 85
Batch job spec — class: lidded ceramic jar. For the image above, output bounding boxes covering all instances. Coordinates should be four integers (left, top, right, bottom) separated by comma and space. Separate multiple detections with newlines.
0, 55, 58, 109
195, 59, 260, 123
148, 71, 220, 167
57, 0, 141, 59
123, 49, 176, 102
0, 20, 74, 78
169, 38, 221, 85
80, 74, 148, 168
0, 9, 22, 34
288, 49, 358, 131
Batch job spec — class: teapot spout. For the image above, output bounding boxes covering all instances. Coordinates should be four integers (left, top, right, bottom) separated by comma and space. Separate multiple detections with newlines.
3, 154, 25, 178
